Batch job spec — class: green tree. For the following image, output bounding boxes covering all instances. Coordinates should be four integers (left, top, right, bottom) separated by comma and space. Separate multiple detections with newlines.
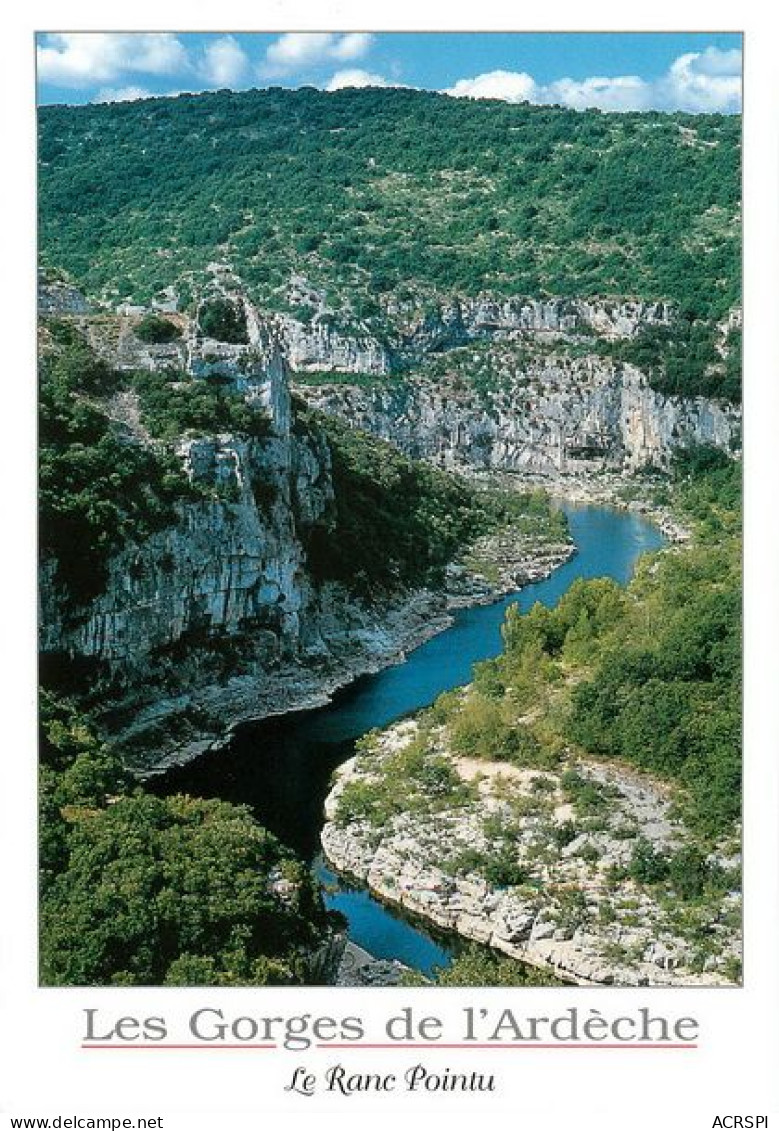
40, 793, 327, 985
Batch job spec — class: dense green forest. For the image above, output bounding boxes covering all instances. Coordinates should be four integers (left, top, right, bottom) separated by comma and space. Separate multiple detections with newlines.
39, 87, 740, 326
39, 692, 337, 984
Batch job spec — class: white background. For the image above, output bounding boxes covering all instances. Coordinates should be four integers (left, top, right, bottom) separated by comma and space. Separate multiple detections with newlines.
1, 2, 777, 1128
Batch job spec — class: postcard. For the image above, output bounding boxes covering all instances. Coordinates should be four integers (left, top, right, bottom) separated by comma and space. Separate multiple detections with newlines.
2, 8, 777, 1129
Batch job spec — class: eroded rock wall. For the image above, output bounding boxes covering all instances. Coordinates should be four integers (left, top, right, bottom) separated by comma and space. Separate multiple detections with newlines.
300, 360, 739, 475
271, 296, 674, 376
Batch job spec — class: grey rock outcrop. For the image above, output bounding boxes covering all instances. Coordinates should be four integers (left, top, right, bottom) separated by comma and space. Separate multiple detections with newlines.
271, 293, 675, 377
279, 314, 392, 376
389, 297, 673, 362
38, 282, 92, 316
299, 359, 739, 475
275, 295, 673, 377
39, 431, 326, 667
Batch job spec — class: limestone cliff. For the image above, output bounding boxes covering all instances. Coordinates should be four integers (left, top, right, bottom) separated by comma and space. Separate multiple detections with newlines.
274, 283, 739, 475
298, 358, 739, 476
272, 295, 675, 376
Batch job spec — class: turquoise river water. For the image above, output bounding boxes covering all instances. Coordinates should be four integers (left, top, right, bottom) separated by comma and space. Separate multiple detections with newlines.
155, 503, 665, 976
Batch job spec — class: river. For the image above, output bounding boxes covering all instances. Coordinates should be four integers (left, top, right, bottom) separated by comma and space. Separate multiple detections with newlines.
153, 503, 665, 976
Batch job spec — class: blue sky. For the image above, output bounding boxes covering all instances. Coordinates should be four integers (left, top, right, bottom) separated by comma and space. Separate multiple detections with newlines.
36, 32, 742, 113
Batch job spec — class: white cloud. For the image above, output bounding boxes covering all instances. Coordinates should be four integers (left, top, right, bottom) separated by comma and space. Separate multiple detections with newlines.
691, 46, 742, 77
444, 46, 741, 114
543, 75, 651, 112
265, 32, 333, 72
263, 32, 374, 77
37, 33, 188, 88
331, 34, 374, 62
661, 49, 742, 113
200, 35, 249, 88
326, 68, 388, 91
445, 70, 537, 104
93, 86, 153, 104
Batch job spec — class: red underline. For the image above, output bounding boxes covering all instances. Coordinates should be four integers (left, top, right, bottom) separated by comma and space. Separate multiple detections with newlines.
316, 1043, 698, 1050
81, 1042, 697, 1051
82, 1043, 276, 1049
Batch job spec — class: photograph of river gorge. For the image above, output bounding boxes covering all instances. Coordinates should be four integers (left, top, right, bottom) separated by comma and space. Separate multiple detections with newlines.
37, 31, 742, 988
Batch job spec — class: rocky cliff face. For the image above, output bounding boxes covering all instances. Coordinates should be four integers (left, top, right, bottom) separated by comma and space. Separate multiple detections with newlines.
391, 296, 674, 359
279, 314, 392, 376
40, 431, 328, 667
272, 295, 674, 376
38, 307, 505, 771
299, 359, 739, 475
274, 285, 738, 474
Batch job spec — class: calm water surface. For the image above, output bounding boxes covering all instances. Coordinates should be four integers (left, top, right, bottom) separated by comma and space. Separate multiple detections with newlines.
154, 504, 665, 975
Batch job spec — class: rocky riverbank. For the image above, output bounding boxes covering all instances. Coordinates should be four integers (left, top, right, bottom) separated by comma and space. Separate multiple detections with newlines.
321, 719, 741, 987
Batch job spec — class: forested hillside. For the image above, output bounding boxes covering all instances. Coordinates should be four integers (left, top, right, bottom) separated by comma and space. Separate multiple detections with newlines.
39, 87, 740, 325
39, 692, 340, 985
